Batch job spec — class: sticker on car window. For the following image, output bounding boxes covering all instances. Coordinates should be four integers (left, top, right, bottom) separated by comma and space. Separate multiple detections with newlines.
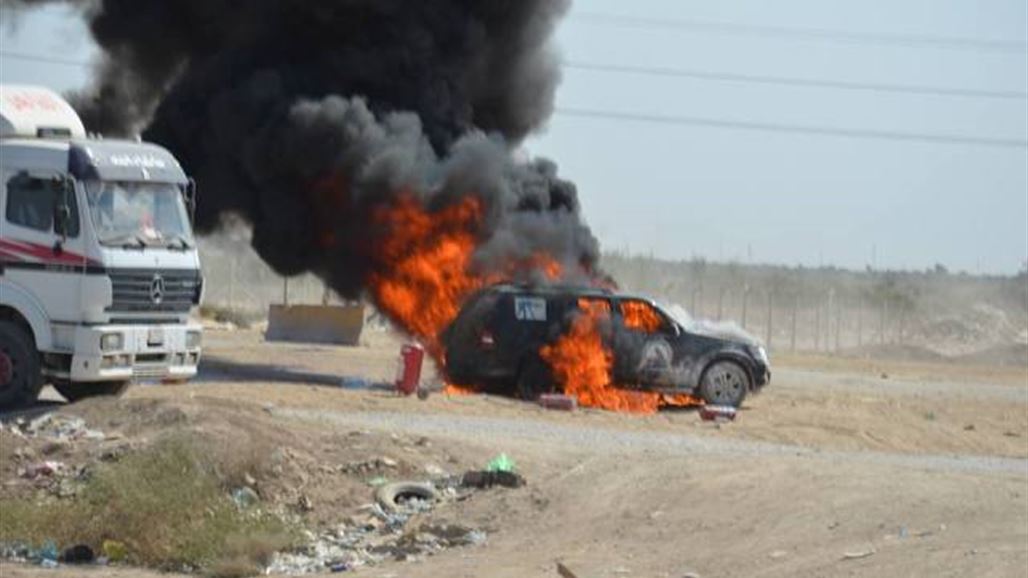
514, 297, 547, 321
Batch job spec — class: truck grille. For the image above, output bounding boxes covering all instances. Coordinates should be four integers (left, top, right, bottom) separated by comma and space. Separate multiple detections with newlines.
107, 268, 201, 313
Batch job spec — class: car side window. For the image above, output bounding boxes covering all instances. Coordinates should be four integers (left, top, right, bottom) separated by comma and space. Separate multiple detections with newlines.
577, 297, 612, 318
4, 174, 80, 237
620, 300, 672, 334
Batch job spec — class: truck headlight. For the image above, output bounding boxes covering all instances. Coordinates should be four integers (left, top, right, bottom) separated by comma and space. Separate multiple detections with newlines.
100, 332, 124, 352
186, 330, 202, 349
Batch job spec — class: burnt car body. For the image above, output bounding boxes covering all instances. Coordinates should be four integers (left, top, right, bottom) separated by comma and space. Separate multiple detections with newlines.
443, 283, 771, 407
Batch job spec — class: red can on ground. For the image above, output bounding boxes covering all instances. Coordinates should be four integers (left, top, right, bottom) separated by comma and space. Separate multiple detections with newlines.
395, 343, 425, 395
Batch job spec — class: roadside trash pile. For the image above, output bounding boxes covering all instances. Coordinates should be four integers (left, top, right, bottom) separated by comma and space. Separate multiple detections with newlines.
0, 413, 122, 569
2, 413, 106, 442
0, 540, 123, 569
267, 454, 524, 575
3, 413, 112, 500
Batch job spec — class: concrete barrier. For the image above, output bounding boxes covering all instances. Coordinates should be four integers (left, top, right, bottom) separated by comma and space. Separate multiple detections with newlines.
265, 303, 364, 346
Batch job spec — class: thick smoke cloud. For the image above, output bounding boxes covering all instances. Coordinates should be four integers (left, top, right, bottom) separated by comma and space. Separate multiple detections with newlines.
3, 0, 601, 304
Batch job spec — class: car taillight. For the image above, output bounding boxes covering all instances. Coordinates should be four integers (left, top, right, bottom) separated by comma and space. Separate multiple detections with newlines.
479, 331, 495, 348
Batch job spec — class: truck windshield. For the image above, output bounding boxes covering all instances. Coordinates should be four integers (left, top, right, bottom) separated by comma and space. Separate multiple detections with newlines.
84, 181, 193, 248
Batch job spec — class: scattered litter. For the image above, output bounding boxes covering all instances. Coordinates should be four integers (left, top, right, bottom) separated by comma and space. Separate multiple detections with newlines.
699, 405, 737, 422
341, 457, 399, 475
367, 476, 389, 487
231, 486, 260, 509
538, 394, 577, 411
266, 500, 485, 574
22, 414, 106, 442
461, 470, 525, 489
60, 544, 95, 564
842, 548, 876, 560
20, 461, 65, 480
38, 540, 59, 565
486, 453, 516, 473
102, 540, 127, 562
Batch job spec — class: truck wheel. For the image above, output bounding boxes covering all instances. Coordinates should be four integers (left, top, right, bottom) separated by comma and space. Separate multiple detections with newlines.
698, 360, 749, 408
0, 320, 43, 409
516, 357, 556, 401
53, 380, 131, 403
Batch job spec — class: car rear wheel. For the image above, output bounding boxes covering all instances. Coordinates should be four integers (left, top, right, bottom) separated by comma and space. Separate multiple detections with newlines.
698, 360, 749, 408
0, 320, 43, 409
53, 380, 131, 403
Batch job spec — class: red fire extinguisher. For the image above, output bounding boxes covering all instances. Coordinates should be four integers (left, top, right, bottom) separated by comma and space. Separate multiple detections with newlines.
395, 343, 424, 396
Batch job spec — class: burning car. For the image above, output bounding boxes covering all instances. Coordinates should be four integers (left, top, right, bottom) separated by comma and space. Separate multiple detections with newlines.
443, 283, 771, 408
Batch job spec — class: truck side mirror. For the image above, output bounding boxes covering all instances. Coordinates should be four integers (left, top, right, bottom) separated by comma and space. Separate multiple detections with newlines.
184, 179, 197, 224
53, 204, 71, 238
52, 177, 73, 246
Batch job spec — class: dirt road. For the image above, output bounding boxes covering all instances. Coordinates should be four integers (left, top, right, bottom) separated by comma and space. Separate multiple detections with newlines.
3, 328, 1026, 577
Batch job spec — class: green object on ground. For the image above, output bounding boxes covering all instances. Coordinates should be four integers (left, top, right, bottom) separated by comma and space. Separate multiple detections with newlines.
367, 476, 389, 487
102, 539, 127, 562
486, 453, 515, 473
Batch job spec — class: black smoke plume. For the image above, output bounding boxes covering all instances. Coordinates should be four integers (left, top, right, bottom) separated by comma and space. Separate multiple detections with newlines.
3, 0, 602, 314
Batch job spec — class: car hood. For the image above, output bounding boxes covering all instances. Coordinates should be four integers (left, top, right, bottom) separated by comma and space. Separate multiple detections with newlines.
663, 303, 762, 347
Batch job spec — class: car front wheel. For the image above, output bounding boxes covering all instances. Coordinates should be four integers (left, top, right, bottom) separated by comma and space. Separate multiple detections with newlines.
699, 360, 749, 407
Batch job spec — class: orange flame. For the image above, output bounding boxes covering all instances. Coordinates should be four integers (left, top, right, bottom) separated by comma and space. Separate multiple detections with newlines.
620, 300, 663, 333
577, 297, 612, 317
367, 195, 563, 361
368, 195, 483, 358
540, 310, 661, 414
443, 382, 478, 396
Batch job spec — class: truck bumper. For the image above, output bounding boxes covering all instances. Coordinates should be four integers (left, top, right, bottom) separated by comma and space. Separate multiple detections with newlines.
67, 323, 202, 382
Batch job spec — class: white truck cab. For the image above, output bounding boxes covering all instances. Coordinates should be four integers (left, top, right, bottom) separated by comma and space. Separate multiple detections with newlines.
0, 85, 203, 408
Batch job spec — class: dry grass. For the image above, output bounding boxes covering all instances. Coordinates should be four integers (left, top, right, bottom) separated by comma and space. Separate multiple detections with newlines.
774, 351, 1028, 386
0, 435, 296, 575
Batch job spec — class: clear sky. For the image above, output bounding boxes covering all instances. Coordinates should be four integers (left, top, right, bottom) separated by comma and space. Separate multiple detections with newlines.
2, 1, 1026, 274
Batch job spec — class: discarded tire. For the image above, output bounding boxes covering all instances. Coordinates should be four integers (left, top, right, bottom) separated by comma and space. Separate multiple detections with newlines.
375, 481, 440, 513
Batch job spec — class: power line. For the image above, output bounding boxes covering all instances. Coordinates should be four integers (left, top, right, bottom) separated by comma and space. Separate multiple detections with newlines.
565, 60, 1028, 101
6, 50, 1022, 102
574, 12, 1028, 54
554, 107, 1028, 149
4, 50, 1022, 149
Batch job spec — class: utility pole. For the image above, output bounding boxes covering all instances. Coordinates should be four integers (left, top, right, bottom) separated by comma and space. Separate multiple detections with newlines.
741, 285, 750, 329
790, 294, 798, 352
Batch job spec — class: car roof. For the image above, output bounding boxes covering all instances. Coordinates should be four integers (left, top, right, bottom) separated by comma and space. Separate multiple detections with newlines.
485, 282, 656, 303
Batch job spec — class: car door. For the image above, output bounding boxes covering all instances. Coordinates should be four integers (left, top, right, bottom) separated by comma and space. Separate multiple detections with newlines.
613, 299, 681, 387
